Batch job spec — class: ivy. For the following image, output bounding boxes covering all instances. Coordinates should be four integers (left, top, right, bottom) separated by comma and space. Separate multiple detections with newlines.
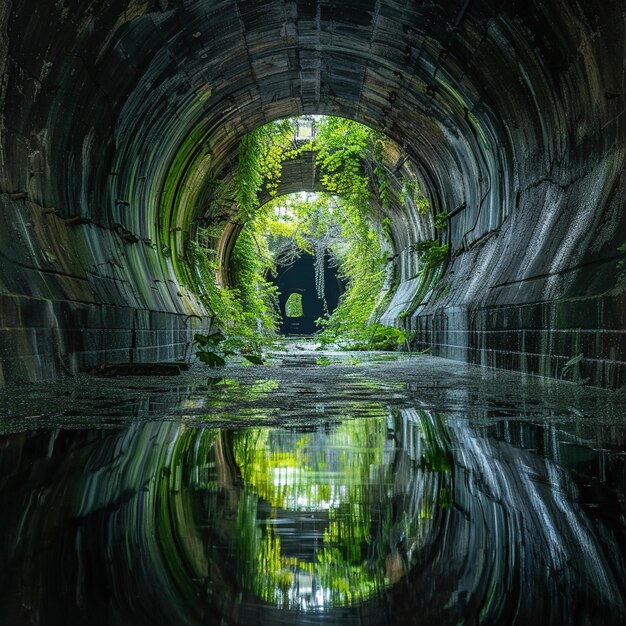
411, 240, 449, 274
233, 120, 296, 222
434, 211, 449, 231
373, 137, 391, 211
400, 179, 429, 215
233, 129, 264, 222
187, 115, 437, 357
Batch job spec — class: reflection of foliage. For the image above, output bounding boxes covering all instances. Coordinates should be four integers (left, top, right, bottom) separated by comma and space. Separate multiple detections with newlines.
224, 413, 452, 609
418, 411, 453, 472
151, 410, 454, 614
231, 420, 390, 607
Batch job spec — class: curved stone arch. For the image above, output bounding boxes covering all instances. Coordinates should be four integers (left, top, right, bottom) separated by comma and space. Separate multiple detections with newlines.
213, 144, 428, 290
0, 1, 623, 384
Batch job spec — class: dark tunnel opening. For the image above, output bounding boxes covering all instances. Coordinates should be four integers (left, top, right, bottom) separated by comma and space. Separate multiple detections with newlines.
274, 251, 343, 336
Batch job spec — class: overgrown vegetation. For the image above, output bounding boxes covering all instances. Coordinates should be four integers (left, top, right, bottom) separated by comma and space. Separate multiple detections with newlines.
189, 115, 443, 360
398, 211, 450, 320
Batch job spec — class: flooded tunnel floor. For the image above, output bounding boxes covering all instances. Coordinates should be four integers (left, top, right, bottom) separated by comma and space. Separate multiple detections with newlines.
1, 343, 626, 625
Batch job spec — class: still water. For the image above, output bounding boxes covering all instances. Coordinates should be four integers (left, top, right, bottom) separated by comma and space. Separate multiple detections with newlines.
0, 352, 625, 625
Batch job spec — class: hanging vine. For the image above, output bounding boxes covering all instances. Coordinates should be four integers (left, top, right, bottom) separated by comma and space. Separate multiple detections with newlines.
191, 115, 437, 355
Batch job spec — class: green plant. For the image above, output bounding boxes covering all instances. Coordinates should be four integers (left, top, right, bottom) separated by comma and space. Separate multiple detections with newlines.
186, 116, 441, 355
342, 323, 413, 351
193, 330, 266, 367
400, 179, 429, 214
233, 119, 296, 222
194, 330, 228, 367
434, 211, 448, 230
411, 239, 449, 274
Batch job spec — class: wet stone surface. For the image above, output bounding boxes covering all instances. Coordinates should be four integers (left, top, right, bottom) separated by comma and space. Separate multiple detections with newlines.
1, 344, 626, 625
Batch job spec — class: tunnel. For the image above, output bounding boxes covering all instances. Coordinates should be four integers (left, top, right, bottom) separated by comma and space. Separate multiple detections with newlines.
274, 249, 342, 335
0, 0, 624, 386
1, 2, 626, 625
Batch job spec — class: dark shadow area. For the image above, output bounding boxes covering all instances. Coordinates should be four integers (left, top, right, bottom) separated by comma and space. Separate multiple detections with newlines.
274, 252, 343, 335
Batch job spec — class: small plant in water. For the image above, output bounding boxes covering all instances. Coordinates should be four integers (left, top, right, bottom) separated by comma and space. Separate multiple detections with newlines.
194, 331, 265, 367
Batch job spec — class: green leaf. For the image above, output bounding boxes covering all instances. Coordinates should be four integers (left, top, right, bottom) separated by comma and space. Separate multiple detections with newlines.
206, 331, 226, 346
197, 350, 226, 367
242, 354, 265, 365
194, 333, 209, 347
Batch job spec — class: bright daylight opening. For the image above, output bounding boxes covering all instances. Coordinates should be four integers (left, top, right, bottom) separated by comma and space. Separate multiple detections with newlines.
189, 116, 447, 365
284, 293, 304, 318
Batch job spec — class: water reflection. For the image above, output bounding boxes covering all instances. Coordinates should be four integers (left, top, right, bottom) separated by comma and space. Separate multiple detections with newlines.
226, 416, 450, 611
0, 406, 625, 625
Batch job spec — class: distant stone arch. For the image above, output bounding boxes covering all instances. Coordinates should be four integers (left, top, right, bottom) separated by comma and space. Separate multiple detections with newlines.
274, 252, 343, 336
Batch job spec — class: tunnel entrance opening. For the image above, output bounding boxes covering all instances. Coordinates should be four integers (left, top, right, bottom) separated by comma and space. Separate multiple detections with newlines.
284, 292, 304, 318
274, 250, 343, 336
213, 115, 425, 353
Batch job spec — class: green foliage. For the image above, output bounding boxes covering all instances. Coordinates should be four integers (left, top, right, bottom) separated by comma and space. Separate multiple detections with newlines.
193, 330, 267, 366
234, 120, 296, 222
411, 239, 449, 274
188, 115, 441, 356
373, 137, 391, 211
234, 129, 265, 222
185, 238, 221, 311
315, 243, 389, 348
398, 238, 449, 319
194, 331, 227, 367
303, 117, 372, 208
434, 211, 449, 230
400, 179, 429, 214
333, 323, 413, 351
188, 229, 277, 365
230, 227, 279, 335
285, 292, 303, 317
259, 120, 297, 197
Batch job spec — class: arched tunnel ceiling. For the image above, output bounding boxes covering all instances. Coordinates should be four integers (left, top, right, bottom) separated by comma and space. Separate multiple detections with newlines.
2, 0, 622, 253
0, 0, 625, 385
1, 0, 562, 230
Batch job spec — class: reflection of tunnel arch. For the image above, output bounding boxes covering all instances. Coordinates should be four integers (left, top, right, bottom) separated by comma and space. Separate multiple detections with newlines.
274, 251, 343, 335
4, 405, 625, 624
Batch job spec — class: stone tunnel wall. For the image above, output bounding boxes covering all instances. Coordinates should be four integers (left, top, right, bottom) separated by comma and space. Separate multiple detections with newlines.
0, 0, 624, 386
398, 2, 626, 388
0, 193, 200, 383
